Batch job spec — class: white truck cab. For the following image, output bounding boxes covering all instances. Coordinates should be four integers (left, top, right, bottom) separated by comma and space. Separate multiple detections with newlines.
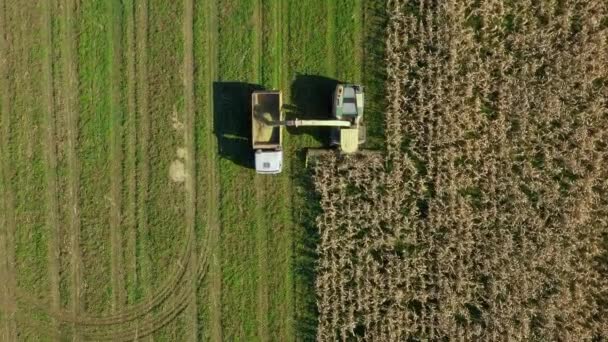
255, 149, 283, 174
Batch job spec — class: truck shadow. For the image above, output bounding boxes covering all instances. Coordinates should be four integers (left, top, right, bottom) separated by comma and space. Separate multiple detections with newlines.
286, 74, 341, 146
213, 82, 264, 169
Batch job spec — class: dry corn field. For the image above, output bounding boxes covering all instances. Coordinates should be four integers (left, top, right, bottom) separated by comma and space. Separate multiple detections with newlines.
312, 0, 608, 340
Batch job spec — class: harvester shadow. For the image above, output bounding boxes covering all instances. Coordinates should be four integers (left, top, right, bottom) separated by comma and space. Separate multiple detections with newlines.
213, 82, 264, 169
286, 74, 340, 147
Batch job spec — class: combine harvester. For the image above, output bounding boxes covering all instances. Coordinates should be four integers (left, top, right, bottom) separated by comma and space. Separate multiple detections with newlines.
251, 84, 366, 174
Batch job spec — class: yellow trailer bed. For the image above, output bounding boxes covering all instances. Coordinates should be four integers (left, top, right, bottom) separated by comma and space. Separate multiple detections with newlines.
251, 91, 282, 149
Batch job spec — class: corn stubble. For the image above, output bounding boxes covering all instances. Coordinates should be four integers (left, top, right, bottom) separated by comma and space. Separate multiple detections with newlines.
313, 0, 608, 340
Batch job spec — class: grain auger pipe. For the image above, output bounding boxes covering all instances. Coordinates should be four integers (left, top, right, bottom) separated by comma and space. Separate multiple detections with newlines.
255, 114, 353, 128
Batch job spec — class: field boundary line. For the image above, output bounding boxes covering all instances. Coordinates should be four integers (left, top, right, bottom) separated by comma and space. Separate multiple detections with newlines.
0, 0, 18, 340
109, 0, 127, 312
204, 0, 222, 339
60, 0, 84, 338
41, 0, 62, 332
183, 0, 199, 340
253, 0, 270, 340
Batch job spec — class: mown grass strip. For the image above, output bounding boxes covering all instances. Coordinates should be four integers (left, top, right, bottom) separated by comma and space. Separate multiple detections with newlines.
146, 1, 186, 339
146, 0, 185, 287
134, 2, 156, 340
0, 1, 18, 339
276, 0, 297, 338
76, 0, 113, 316
252, 0, 270, 340
123, 0, 139, 306
41, 0, 62, 330
59, 0, 85, 338
108, 0, 127, 312
216, 0, 260, 339
4, 7, 52, 335
193, 0, 223, 339
135, 0, 151, 302
325, 0, 336, 76
335, 0, 363, 82
258, 0, 295, 339
182, 0, 199, 340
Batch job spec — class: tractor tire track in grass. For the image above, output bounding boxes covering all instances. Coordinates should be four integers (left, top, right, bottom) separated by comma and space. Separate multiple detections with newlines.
0, 0, 18, 339
252, 0, 270, 340
202, 0, 223, 339
41, 0, 62, 331
60, 0, 84, 336
80, 255, 208, 341
17, 236, 196, 326
14, 243, 213, 341
109, 0, 127, 312
15, 250, 209, 341
182, 0, 199, 339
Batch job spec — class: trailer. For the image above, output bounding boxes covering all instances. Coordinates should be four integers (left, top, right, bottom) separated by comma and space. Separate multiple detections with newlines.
251, 91, 283, 174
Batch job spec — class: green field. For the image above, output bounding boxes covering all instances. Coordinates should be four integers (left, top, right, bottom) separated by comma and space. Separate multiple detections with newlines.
0, 0, 384, 340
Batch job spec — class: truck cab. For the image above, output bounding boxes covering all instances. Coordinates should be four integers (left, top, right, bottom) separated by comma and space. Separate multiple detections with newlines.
251, 91, 283, 174
254, 149, 282, 174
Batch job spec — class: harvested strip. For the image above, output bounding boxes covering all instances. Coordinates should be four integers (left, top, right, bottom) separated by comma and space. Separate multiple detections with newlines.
124, 0, 138, 305
203, 0, 223, 339
40, 0, 61, 329
325, 0, 336, 75
252, 0, 270, 340
59, 0, 84, 333
0, 0, 18, 339
135, 1, 154, 340
109, 0, 127, 311
182, 0, 199, 340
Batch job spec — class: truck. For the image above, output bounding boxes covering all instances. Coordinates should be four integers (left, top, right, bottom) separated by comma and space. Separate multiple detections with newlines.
251, 84, 366, 174
251, 91, 283, 174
